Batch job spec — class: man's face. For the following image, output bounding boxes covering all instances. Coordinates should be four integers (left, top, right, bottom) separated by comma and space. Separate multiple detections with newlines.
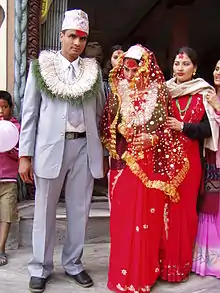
60, 29, 87, 60
0, 99, 12, 120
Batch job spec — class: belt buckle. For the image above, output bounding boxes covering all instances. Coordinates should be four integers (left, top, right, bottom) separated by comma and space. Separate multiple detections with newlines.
65, 132, 76, 140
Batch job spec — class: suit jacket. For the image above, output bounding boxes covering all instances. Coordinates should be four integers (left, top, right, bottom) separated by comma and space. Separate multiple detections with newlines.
19, 62, 105, 179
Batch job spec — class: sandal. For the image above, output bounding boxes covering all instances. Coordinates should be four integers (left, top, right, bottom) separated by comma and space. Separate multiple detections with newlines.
0, 253, 8, 266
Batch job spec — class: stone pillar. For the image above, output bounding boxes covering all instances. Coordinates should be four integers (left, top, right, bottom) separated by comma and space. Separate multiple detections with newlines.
14, 0, 28, 119
18, 0, 41, 202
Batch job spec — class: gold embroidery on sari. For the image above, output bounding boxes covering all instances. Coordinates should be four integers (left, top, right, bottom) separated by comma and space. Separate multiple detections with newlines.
111, 169, 123, 198
163, 203, 169, 240
116, 283, 151, 292
100, 45, 190, 202
122, 151, 189, 203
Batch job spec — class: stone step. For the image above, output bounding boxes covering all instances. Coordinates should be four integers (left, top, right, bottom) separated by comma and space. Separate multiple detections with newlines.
1, 244, 220, 293
7, 199, 110, 249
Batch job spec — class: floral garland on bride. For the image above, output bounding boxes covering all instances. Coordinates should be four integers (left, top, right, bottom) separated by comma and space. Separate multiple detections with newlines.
31, 50, 101, 105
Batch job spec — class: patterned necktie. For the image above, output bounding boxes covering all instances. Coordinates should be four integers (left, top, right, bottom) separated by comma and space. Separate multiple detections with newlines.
67, 64, 83, 128
67, 64, 75, 82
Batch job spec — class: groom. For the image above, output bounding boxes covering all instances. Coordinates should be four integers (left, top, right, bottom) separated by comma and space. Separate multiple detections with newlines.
19, 9, 107, 293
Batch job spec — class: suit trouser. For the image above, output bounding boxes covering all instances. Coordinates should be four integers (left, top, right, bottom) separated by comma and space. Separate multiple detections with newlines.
28, 138, 94, 278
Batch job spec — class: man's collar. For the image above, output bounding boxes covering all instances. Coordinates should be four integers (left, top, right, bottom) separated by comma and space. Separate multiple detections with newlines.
59, 51, 80, 70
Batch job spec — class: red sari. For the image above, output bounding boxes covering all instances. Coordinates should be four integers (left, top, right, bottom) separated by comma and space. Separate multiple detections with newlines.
108, 152, 167, 292
101, 46, 189, 292
160, 93, 205, 281
102, 87, 189, 292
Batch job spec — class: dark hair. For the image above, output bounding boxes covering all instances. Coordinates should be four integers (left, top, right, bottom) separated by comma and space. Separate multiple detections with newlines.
0, 90, 13, 108
103, 44, 124, 79
109, 45, 124, 57
174, 46, 198, 66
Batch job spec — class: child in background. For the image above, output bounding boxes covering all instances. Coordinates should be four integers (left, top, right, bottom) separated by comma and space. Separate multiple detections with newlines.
0, 90, 20, 266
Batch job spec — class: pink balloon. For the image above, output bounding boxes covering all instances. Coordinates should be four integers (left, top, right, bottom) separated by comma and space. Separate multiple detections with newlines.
0, 120, 19, 152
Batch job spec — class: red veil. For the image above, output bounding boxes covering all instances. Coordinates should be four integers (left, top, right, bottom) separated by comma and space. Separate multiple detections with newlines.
100, 45, 189, 202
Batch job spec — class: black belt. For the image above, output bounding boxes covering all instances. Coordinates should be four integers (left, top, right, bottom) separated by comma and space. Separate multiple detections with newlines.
65, 132, 86, 140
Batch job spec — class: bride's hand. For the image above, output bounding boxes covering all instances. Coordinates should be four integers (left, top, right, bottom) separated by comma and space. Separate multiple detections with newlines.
133, 133, 159, 151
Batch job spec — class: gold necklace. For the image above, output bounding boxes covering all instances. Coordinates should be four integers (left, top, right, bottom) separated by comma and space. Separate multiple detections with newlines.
175, 95, 193, 119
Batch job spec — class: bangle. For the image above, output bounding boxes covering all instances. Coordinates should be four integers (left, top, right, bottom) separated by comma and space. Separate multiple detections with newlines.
180, 122, 184, 132
151, 135, 154, 146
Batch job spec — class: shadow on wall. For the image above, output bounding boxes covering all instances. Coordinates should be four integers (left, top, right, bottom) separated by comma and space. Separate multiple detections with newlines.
0, 5, 5, 29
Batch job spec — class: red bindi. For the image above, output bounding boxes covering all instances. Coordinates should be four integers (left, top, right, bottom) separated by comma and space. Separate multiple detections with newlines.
178, 52, 184, 59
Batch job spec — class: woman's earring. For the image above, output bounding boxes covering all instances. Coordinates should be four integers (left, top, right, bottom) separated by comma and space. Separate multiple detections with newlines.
193, 71, 196, 76
173, 72, 175, 77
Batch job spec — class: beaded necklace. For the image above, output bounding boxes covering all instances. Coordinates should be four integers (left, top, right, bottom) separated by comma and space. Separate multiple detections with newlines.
175, 95, 192, 120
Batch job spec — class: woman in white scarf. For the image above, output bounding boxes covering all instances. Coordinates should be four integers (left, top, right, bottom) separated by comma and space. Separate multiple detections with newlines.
160, 47, 219, 283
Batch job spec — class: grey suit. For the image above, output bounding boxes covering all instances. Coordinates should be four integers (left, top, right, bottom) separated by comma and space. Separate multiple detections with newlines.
19, 60, 105, 278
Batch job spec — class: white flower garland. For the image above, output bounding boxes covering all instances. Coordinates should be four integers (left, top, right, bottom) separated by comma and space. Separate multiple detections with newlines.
38, 50, 99, 101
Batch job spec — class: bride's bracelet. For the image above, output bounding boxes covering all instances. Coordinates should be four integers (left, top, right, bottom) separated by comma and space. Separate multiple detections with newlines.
151, 135, 154, 146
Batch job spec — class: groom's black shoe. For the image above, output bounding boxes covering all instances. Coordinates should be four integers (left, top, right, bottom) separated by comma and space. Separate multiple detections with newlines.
65, 270, 93, 288
29, 276, 48, 293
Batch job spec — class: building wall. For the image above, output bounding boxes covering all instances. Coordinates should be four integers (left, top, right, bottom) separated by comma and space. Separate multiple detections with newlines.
7, 0, 14, 95
0, 0, 14, 94
67, 0, 159, 52
0, 0, 7, 90
189, 0, 220, 83
126, 0, 220, 82
66, 0, 219, 82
